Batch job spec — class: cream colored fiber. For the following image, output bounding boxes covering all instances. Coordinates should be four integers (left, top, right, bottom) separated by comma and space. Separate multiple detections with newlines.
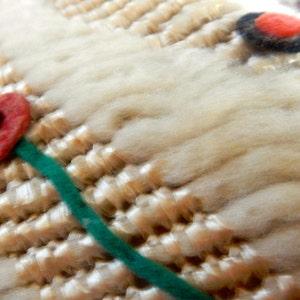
0, 0, 300, 299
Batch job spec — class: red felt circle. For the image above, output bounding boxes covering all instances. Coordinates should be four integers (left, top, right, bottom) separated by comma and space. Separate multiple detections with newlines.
255, 13, 300, 38
0, 93, 31, 161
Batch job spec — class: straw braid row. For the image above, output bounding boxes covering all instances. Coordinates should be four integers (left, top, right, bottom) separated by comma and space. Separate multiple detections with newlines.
54, 0, 240, 48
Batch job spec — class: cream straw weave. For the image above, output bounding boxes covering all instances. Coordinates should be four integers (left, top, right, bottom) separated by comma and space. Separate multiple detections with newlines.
0, 1, 300, 299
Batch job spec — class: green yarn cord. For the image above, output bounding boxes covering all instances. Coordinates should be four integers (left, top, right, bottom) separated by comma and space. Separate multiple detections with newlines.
14, 138, 213, 300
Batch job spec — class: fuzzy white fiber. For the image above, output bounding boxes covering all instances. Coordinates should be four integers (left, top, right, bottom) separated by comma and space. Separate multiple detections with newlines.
1, 0, 300, 274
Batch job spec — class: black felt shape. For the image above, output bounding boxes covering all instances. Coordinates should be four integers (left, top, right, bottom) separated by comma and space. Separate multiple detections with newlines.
236, 12, 300, 53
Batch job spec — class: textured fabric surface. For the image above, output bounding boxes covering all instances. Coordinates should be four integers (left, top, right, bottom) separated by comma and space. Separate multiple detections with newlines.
14, 138, 212, 300
0, 1, 300, 300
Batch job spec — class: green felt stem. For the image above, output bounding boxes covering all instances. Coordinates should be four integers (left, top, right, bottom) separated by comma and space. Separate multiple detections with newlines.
14, 138, 213, 300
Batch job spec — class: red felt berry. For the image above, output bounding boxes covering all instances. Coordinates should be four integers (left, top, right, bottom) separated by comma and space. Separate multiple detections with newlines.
255, 12, 300, 38
0, 93, 31, 161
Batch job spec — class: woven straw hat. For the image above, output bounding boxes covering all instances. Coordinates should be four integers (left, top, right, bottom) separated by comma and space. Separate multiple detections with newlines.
0, 1, 300, 299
